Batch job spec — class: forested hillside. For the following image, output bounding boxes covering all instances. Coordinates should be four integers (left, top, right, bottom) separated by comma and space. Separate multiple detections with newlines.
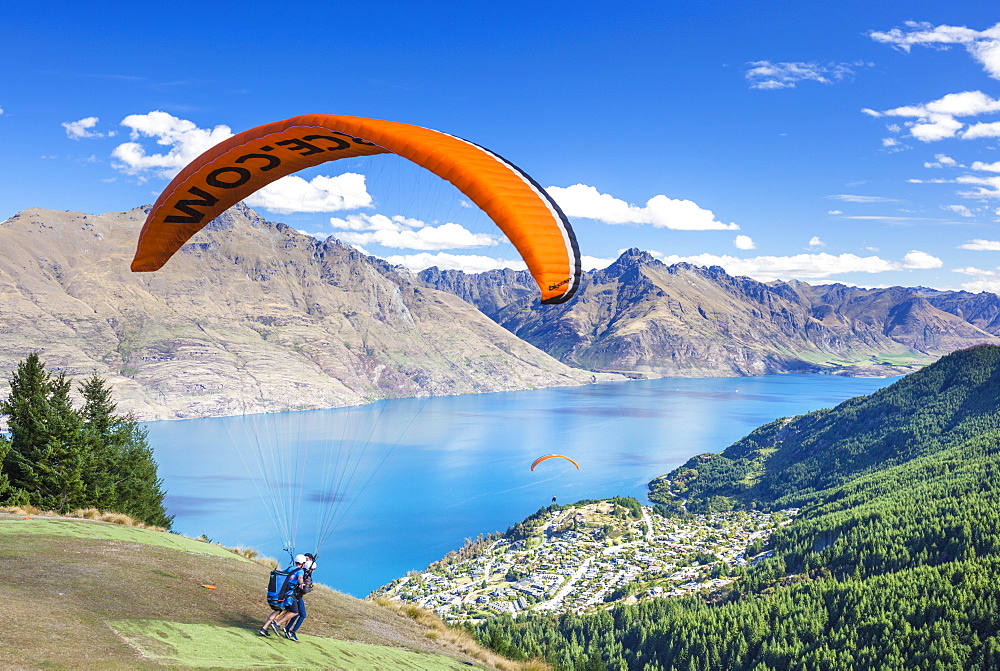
471, 345, 1000, 669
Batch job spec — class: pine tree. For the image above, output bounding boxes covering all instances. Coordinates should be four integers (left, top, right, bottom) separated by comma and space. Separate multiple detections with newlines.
1, 355, 172, 528
1, 353, 86, 510
77, 374, 173, 528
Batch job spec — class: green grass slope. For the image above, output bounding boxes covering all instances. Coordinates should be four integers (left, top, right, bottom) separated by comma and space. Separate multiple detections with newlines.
0, 513, 501, 669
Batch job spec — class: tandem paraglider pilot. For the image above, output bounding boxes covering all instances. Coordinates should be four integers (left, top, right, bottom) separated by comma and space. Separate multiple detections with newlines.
259, 554, 311, 641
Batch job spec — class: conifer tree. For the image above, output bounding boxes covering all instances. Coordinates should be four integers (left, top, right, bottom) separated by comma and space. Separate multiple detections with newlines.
1, 353, 86, 510
78, 374, 172, 528
1, 354, 172, 528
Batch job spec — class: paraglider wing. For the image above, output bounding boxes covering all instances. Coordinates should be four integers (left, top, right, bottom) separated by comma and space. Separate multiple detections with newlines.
131, 115, 581, 304
530, 454, 580, 471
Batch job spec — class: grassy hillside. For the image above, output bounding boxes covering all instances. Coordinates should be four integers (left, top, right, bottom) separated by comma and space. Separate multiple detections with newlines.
471, 345, 1000, 669
0, 511, 532, 669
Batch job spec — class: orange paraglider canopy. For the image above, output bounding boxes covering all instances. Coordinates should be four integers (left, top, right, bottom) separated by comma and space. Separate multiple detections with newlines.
530, 454, 580, 471
131, 115, 581, 304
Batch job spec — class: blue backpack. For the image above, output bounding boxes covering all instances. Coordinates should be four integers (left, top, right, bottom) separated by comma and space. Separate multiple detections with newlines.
266, 566, 302, 608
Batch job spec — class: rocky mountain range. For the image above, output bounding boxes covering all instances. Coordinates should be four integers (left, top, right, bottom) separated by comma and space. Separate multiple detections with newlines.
420, 249, 1000, 377
0, 205, 606, 422
4, 203, 999, 424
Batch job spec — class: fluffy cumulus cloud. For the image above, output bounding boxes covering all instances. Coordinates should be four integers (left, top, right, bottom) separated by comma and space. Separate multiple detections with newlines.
381, 252, 526, 274
862, 90, 1000, 142
108, 112, 374, 213
808, 236, 825, 247
244, 173, 373, 214
901, 250, 943, 269
581, 255, 616, 270
733, 235, 756, 250
869, 21, 1000, 80
63, 116, 115, 139
111, 111, 233, 179
866, 23, 1000, 144
964, 121, 1000, 139
546, 184, 738, 230
649, 250, 941, 282
744, 60, 871, 90
329, 213, 498, 250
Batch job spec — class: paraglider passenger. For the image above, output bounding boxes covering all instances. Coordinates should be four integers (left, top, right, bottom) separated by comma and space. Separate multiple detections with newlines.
259, 555, 307, 638
283, 553, 316, 641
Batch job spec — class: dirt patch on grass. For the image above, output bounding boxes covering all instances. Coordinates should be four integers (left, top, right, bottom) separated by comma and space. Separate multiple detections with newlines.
0, 513, 524, 669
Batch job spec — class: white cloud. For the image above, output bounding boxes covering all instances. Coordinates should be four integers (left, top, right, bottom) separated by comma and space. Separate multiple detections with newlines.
955, 174, 1000, 198
838, 215, 928, 222
329, 213, 498, 250
869, 21, 1000, 80
244, 173, 373, 214
652, 250, 941, 282
63, 116, 115, 140
944, 204, 974, 217
958, 238, 1000, 250
964, 121, 1000, 139
901, 250, 943, 269
733, 234, 756, 250
547, 184, 738, 230
972, 160, 1000, 172
329, 213, 426, 232
827, 210, 843, 215
960, 277, 1000, 293
744, 60, 871, 89
882, 137, 900, 147
924, 154, 960, 168
863, 91, 1000, 142
953, 266, 997, 276
383, 252, 527, 274
111, 111, 233, 179
808, 236, 825, 247
581, 255, 616, 270
826, 194, 899, 203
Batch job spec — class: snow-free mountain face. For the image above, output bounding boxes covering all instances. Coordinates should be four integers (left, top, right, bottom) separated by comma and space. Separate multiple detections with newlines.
421, 249, 1000, 377
0, 204, 601, 422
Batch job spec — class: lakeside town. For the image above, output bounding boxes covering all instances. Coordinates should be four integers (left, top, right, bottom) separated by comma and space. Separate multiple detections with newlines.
372, 497, 798, 622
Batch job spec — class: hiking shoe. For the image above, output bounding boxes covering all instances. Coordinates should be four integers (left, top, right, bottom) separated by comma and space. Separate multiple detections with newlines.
258, 628, 270, 637
286, 631, 299, 642
270, 622, 282, 635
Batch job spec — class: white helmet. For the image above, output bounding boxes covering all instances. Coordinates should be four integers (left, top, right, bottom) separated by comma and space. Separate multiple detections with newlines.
294, 554, 308, 564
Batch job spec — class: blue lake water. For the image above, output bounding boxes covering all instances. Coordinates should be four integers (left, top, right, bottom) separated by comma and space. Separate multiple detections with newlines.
147, 374, 896, 597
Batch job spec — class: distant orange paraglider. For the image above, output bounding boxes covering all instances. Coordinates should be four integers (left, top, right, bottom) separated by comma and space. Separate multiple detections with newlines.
530, 454, 580, 471
200, 585, 217, 589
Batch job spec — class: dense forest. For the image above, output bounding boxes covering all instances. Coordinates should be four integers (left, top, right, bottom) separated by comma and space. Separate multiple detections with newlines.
471, 345, 1000, 669
0, 353, 171, 528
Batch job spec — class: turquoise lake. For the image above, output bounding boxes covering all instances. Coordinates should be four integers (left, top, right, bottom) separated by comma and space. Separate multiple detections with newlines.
147, 373, 897, 597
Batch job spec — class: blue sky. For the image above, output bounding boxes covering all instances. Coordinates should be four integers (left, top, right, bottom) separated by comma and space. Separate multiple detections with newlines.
3, 1, 1000, 291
